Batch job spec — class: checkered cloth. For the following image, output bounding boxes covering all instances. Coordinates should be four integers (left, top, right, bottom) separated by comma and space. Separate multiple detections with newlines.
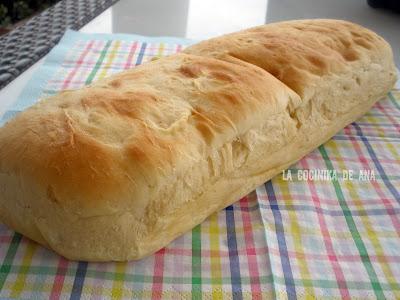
0, 30, 399, 299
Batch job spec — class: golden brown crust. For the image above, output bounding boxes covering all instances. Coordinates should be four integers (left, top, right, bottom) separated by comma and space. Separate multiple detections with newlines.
0, 19, 396, 261
0, 53, 295, 203
184, 19, 395, 100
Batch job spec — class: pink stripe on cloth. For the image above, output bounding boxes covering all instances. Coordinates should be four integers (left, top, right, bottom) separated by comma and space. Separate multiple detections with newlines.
124, 42, 138, 70
306, 152, 399, 165
267, 247, 400, 263
61, 41, 95, 90
49, 257, 69, 299
161, 245, 269, 257
0, 236, 12, 243
300, 158, 351, 299
240, 197, 262, 299
151, 248, 165, 300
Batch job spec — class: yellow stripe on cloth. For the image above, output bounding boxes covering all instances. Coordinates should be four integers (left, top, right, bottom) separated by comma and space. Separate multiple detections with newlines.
157, 42, 165, 58
10, 242, 37, 298
98, 40, 121, 80
209, 213, 223, 300
110, 262, 127, 300
328, 140, 400, 297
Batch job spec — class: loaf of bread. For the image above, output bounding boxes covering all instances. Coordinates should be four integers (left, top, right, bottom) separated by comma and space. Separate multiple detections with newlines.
0, 20, 396, 261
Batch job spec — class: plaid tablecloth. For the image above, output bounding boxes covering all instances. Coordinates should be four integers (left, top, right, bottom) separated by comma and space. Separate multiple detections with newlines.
0, 30, 399, 299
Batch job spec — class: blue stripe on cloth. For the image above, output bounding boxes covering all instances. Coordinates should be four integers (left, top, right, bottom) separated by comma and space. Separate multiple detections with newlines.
332, 136, 400, 142
225, 205, 242, 300
349, 122, 400, 127
258, 203, 400, 217
264, 181, 297, 300
352, 123, 400, 203
135, 43, 147, 66
69, 261, 88, 300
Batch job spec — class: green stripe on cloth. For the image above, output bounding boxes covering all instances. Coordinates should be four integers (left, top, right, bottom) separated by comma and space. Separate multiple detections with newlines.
192, 225, 202, 300
388, 91, 400, 110
85, 40, 113, 85
0, 233, 22, 291
319, 145, 385, 299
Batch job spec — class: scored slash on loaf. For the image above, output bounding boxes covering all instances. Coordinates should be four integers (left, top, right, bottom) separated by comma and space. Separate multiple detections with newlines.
0, 19, 396, 261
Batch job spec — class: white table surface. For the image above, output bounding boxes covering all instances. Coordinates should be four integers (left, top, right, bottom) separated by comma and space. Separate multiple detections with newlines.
0, 0, 399, 117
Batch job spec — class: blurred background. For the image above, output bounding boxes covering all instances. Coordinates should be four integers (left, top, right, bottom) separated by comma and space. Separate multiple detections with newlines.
1, 0, 398, 60
0, 0, 398, 91
0, 0, 59, 34
83, 0, 399, 63
98, 0, 399, 40
2, 1, 399, 38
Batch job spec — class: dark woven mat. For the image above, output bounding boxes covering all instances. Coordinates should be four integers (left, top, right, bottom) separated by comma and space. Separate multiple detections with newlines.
0, 0, 119, 90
